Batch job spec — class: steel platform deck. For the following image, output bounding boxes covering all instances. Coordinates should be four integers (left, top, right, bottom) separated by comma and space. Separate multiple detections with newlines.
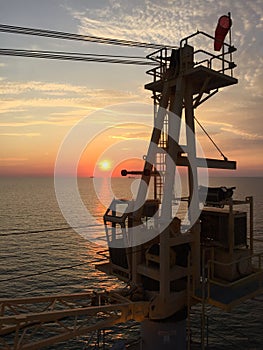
195, 271, 263, 312
145, 65, 238, 95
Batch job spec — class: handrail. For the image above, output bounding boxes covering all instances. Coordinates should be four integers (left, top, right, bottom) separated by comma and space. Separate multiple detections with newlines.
146, 47, 169, 83
180, 30, 236, 77
194, 49, 236, 72
207, 251, 263, 289
180, 30, 236, 51
146, 30, 237, 85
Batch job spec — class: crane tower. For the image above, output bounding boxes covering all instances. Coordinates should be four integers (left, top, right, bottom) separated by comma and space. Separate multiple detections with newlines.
99, 16, 263, 349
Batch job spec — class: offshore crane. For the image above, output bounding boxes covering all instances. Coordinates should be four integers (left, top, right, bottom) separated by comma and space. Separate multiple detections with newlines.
1, 14, 263, 350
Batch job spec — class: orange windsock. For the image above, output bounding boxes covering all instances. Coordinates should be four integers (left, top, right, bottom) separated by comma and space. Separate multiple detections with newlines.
214, 15, 232, 51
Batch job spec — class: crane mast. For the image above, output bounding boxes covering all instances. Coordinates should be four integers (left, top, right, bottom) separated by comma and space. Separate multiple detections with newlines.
101, 29, 240, 348
101, 26, 263, 349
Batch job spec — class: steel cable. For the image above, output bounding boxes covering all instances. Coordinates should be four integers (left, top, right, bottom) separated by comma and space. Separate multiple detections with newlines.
0, 23, 176, 49
0, 48, 158, 65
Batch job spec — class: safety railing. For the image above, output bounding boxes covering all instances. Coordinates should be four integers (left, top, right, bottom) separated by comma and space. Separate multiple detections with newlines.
180, 30, 237, 77
145, 29, 237, 88
207, 252, 263, 298
145, 47, 169, 83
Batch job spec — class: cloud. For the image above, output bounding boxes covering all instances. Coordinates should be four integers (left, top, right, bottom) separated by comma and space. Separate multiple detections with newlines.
68, 0, 263, 137
111, 132, 150, 140
69, 0, 262, 49
197, 118, 263, 140
199, 120, 233, 128
0, 81, 140, 97
70, 0, 195, 46
221, 127, 263, 140
0, 80, 144, 126
0, 132, 40, 137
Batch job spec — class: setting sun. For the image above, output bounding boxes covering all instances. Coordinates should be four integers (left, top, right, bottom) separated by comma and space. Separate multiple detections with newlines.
99, 159, 112, 171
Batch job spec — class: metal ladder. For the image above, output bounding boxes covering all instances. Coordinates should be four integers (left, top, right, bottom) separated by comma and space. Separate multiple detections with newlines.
146, 48, 169, 203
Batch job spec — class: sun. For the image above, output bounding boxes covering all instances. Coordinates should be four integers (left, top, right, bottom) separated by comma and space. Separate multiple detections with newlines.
99, 159, 112, 171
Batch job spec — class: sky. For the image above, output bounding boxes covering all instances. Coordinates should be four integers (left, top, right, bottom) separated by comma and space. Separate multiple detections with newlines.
0, 0, 262, 177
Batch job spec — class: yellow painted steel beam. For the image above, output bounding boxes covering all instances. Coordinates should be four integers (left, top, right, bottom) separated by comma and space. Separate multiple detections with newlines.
0, 298, 149, 350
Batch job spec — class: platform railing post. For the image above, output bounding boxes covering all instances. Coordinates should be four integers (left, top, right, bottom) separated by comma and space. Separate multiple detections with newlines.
201, 248, 206, 350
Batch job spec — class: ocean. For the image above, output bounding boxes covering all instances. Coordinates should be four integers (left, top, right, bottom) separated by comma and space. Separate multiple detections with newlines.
0, 176, 263, 349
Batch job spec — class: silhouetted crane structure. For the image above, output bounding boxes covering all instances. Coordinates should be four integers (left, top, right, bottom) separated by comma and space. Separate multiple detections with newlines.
0, 15, 263, 350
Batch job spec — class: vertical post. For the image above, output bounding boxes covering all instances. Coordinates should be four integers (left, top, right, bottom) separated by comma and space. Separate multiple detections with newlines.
184, 45, 200, 286
228, 199, 234, 256
160, 228, 170, 299
154, 167, 157, 200
222, 44, 225, 73
249, 196, 254, 254
211, 246, 215, 281
207, 251, 211, 300
185, 82, 198, 218
161, 76, 185, 222
187, 253, 191, 350
112, 207, 116, 241
206, 315, 209, 348
228, 12, 233, 77
201, 248, 206, 350
159, 49, 185, 303
132, 244, 143, 285
103, 329, 106, 350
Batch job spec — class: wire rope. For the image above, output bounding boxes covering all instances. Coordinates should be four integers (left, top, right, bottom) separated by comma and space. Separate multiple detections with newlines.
194, 115, 228, 160
0, 48, 158, 65
0, 23, 176, 49
0, 224, 102, 237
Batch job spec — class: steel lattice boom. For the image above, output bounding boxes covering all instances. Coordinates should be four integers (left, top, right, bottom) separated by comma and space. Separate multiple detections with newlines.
0, 291, 149, 349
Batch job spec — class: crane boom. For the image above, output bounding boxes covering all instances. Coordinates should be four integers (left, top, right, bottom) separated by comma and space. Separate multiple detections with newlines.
0, 291, 149, 349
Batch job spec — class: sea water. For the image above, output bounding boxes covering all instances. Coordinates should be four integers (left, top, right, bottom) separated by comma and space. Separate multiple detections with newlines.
0, 176, 263, 349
